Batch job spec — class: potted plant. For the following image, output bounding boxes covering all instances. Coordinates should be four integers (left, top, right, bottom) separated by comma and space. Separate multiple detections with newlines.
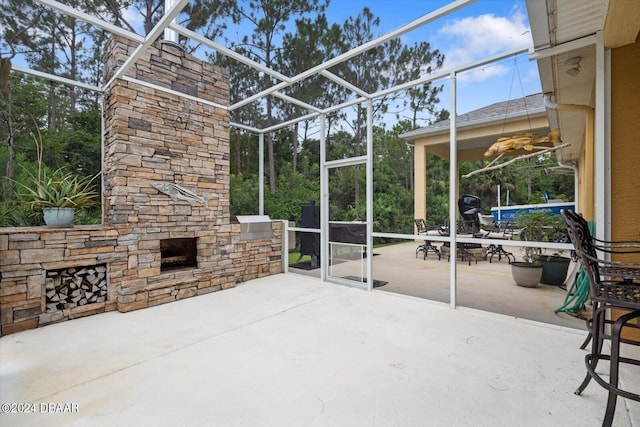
17, 167, 99, 226
511, 251, 543, 288
510, 210, 550, 287
539, 251, 571, 285
512, 211, 572, 287
533, 213, 571, 286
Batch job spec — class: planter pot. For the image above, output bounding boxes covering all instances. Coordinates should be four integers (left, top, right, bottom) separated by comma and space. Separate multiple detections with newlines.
43, 207, 75, 226
511, 261, 542, 288
539, 256, 571, 286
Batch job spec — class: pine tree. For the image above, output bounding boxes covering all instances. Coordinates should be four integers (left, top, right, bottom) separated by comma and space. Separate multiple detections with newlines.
226, 0, 329, 193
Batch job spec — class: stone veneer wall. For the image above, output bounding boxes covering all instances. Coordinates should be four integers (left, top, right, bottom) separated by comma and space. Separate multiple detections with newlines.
0, 223, 282, 335
0, 37, 282, 336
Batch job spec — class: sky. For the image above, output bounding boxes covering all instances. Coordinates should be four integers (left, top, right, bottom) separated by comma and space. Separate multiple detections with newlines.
321, 0, 540, 117
140, 0, 541, 120
12, 0, 541, 127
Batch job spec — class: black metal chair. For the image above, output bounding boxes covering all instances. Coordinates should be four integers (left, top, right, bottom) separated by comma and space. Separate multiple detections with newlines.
435, 196, 515, 265
457, 195, 483, 235
477, 213, 515, 263
562, 209, 640, 427
451, 195, 488, 264
414, 219, 441, 260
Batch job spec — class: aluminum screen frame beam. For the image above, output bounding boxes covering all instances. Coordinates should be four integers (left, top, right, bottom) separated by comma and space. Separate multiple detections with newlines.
28, 0, 484, 136
225, 0, 476, 112
36, 0, 145, 44
103, 0, 190, 89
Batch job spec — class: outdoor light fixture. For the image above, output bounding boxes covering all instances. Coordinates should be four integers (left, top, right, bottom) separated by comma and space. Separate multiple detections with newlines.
565, 56, 581, 77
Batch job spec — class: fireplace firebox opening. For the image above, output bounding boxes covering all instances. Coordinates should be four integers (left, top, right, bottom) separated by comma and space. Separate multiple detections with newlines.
160, 238, 197, 271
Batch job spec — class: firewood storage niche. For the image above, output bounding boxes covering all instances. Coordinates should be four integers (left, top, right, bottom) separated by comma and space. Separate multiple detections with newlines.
45, 264, 108, 312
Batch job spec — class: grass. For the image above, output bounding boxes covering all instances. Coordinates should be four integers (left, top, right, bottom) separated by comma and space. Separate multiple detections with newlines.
287, 240, 405, 264
289, 252, 310, 264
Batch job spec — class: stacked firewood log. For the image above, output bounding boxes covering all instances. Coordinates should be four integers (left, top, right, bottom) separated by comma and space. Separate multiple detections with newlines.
45, 265, 107, 312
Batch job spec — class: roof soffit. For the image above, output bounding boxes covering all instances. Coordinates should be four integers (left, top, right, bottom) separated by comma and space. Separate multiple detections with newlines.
603, 0, 640, 48
526, 0, 607, 162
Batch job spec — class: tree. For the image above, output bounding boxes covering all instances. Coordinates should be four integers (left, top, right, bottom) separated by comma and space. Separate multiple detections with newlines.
110, 0, 234, 42
330, 8, 446, 203
458, 151, 574, 213
0, 74, 49, 199
373, 126, 413, 192
278, 14, 341, 173
226, 0, 329, 193
176, 0, 238, 54
1, 0, 118, 129
327, 8, 384, 204
391, 41, 447, 129
371, 126, 414, 234
2, 1, 63, 128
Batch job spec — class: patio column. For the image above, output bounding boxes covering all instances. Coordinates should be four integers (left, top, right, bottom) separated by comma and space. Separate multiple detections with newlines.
259, 132, 264, 215
594, 31, 608, 241
449, 71, 458, 309
366, 100, 374, 291
319, 115, 328, 282
414, 143, 427, 227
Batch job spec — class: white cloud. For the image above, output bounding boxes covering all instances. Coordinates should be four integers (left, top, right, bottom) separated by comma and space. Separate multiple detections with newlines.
121, 6, 146, 34
457, 63, 509, 84
435, 5, 532, 83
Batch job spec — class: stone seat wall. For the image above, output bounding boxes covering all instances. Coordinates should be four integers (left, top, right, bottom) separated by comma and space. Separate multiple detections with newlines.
0, 222, 282, 335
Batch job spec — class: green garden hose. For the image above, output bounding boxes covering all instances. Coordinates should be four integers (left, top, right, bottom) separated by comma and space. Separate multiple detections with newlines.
555, 220, 594, 317
555, 268, 590, 317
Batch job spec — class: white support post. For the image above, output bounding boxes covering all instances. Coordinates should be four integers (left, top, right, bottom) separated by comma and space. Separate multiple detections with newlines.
259, 133, 264, 215
100, 99, 106, 225
449, 72, 458, 309
283, 220, 289, 273
594, 32, 608, 242
497, 184, 501, 221
319, 116, 328, 281
366, 100, 374, 292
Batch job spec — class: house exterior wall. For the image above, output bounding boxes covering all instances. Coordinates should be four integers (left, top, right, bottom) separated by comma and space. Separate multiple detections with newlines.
610, 41, 640, 243
610, 41, 640, 340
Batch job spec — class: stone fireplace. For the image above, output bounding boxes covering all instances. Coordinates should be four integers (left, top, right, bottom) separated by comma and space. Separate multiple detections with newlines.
160, 238, 197, 271
100, 36, 283, 313
0, 37, 283, 336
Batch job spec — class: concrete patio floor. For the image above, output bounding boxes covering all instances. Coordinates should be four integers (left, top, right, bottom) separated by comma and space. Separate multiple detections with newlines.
1, 273, 638, 426
293, 241, 587, 330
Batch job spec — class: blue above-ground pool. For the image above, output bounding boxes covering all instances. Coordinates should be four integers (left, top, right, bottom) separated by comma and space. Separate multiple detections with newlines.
491, 201, 575, 221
